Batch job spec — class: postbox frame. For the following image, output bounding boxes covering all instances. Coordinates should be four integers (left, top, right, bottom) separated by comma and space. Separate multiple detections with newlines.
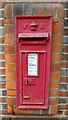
15, 16, 52, 109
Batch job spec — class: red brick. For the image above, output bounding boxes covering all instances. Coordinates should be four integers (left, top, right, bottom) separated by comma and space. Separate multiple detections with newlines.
5, 64, 16, 72
52, 34, 63, 44
0, 83, 6, 88
50, 72, 60, 80
6, 72, 16, 81
58, 111, 63, 115
64, 111, 68, 115
60, 77, 67, 82
41, 109, 49, 115
50, 105, 57, 114
5, 34, 15, 44
35, 8, 45, 15
13, 4, 23, 16
2, 1, 8, 7
65, 10, 68, 17
4, 18, 14, 24
0, 69, 5, 75
62, 54, 68, 60
53, 18, 64, 23
14, 107, 32, 115
45, 4, 56, 17
61, 62, 67, 68
50, 63, 60, 71
0, 61, 5, 67
6, 81, 16, 89
5, 54, 15, 63
4, 24, 14, 34
2, 110, 7, 115
7, 90, 16, 96
0, 2, 2, 8
62, 45, 68, 52
31, 109, 40, 114
52, 23, 64, 34
6, 98, 16, 105
61, 2, 68, 8
51, 43, 62, 52
49, 89, 58, 97
49, 98, 58, 105
0, 54, 5, 59
58, 105, 67, 110
0, 45, 4, 52
4, 4, 13, 18
0, 20, 4, 26
0, 104, 2, 109
0, 110, 7, 115
57, 4, 65, 18
0, 36, 4, 40
49, 80, 59, 89
51, 53, 61, 62
0, 97, 6, 102
59, 91, 67, 97
59, 98, 66, 104
7, 105, 14, 114
5, 45, 15, 54
1, 2, 7, 8
0, 36, 4, 43
64, 29, 68, 36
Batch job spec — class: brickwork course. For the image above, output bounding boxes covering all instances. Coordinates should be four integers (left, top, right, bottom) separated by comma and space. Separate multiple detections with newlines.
0, 1, 68, 120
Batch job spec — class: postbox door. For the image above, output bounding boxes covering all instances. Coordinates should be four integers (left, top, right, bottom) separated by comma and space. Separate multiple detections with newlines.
21, 51, 46, 105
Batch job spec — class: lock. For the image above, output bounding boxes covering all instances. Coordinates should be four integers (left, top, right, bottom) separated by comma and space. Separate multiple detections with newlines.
15, 16, 52, 109
26, 79, 36, 85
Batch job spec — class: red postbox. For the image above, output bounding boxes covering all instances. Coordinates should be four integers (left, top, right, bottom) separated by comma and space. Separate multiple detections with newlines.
15, 16, 52, 109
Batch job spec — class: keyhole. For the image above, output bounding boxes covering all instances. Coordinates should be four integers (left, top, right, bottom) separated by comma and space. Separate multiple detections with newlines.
27, 79, 29, 84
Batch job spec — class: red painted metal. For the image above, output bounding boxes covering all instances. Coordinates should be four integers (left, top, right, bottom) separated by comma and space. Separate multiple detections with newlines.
15, 16, 52, 109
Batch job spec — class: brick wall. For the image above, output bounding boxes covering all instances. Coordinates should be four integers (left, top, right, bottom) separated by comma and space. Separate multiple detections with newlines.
0, 2, 7, 119
0, 1, 67, 120
58, 2, 68, 116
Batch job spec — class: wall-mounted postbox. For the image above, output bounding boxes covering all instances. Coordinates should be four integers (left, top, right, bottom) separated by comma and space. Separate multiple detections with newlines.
15, 16, 52, 109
